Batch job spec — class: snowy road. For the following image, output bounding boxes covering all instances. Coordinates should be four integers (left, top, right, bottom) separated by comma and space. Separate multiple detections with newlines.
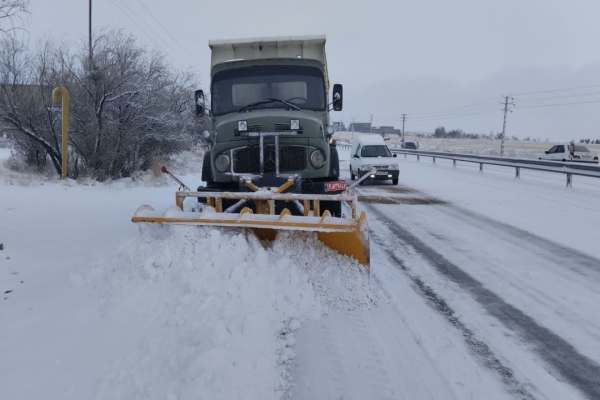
368, 202, 599, 399
290, 193, 597, 399
2, 151, 599, 399
290, 157, 600, 400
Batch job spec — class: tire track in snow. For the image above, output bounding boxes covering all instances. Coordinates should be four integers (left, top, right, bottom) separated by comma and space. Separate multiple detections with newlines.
370, 233, 536, 400
369, 205, 600, 400
446, 204, 600, 280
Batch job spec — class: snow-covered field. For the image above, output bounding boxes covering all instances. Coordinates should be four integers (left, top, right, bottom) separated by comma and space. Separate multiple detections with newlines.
401, 137, 600, 158
334, 131, 600, 158
2, 146, 600, 399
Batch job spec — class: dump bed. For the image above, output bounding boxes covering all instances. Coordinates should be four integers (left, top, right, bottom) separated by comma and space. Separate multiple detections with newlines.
209, 35, 327, 69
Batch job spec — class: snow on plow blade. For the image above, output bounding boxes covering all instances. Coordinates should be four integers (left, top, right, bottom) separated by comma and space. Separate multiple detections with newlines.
132, 190, 370, 268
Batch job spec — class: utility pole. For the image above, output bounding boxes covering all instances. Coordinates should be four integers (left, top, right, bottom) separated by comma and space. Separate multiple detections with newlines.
401, 113, 407, 143
500, 96, 515, 156
88, 0, 93, 66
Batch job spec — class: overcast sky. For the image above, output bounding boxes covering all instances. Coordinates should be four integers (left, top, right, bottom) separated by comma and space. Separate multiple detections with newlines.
23, 0, 600, 140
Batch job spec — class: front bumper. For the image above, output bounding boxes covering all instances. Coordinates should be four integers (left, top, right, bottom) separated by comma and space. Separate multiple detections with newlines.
360, 169, 399, 180
200, 175, 347, 195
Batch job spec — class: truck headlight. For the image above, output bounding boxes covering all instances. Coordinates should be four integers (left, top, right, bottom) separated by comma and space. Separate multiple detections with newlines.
215, 154, 230, 172
309, 149, 326, 168
290, 119, 300, 130
238, 120, 247, 132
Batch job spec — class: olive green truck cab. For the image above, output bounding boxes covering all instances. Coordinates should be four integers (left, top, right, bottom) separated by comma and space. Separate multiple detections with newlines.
195, 36, 344, 202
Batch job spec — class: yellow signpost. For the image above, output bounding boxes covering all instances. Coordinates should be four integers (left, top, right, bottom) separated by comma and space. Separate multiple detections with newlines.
51, 86, 70, 179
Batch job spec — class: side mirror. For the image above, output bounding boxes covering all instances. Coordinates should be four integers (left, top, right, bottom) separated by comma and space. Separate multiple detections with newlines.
195, 89, 206, 115
352, 155, 359, 159
545, 150, 549, 154
332, 84, 343, 111
393, 154, 397, 158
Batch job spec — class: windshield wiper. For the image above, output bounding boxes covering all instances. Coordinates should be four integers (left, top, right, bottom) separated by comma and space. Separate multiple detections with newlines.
239, 98, 301, 112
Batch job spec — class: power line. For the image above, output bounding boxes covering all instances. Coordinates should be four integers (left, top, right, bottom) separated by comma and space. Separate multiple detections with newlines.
518, 99, 600, 109
511, 84, 600, 97
409, 100, 498, 118
118, 0, 173, 48
409, 109, 497, 121
515, 90, 600, 103
134, 0, 181, 46
393, 83, 600, 134
108, 0, 172, 50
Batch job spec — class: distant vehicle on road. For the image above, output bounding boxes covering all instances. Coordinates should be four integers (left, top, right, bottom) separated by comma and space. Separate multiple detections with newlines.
350, 135, 399, 184
539, 143, 599, 163
401, 141, 419, 150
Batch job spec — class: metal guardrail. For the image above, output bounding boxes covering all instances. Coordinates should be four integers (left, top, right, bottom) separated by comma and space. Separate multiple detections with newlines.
391, 149, 600, 188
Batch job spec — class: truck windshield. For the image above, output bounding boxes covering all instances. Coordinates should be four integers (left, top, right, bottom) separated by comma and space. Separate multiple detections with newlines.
361, 145, 392, 157
212, 65, 326, 115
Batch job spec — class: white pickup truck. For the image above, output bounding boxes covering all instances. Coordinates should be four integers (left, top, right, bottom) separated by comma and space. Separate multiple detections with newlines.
539, 143, 599, 163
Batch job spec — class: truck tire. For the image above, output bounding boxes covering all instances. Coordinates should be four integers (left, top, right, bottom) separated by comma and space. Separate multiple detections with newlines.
201, 151, 213, 185
392, 177, 398, 185
329, 145, 340, 179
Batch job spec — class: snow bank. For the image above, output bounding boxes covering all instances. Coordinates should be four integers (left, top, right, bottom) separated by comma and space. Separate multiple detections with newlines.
1, 147, 377, 399
83, 225, 373, 400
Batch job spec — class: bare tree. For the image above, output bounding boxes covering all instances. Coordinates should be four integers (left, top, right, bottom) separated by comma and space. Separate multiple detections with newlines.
0, 0, 29, 35
0, 30, 199, 179
0, 36, 63, 172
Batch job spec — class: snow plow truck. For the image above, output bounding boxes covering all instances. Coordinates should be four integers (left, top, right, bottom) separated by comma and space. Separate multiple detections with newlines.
132, 35, 371, 267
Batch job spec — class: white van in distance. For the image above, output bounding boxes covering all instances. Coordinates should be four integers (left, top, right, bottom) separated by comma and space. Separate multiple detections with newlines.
350, 135, 399, 184
539, 143, 599, 163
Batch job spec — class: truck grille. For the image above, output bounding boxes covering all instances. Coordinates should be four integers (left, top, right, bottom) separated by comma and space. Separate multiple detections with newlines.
273, 122, 291, 131
233, 145, 307, 173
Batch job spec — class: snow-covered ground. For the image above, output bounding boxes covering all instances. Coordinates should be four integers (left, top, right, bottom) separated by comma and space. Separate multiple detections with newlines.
385, 156, 600, 259
2, 146, 599, 399
334, 131, 600, 158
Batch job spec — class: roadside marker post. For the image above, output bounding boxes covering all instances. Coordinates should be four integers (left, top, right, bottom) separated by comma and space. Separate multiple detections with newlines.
52, 87, 70, 179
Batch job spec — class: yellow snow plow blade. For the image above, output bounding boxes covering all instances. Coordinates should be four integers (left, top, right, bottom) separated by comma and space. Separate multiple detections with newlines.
132, 189, 370, 268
